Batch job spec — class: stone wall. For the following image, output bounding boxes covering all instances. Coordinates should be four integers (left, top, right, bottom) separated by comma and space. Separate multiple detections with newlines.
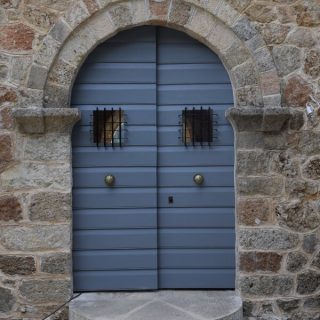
0, 0, 319, 319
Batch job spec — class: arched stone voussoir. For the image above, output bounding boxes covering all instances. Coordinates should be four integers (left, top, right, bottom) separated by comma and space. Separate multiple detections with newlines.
40, 0, 280, 108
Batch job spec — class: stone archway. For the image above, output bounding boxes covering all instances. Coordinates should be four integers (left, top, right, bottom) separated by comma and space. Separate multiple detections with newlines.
11, 1, 309, 319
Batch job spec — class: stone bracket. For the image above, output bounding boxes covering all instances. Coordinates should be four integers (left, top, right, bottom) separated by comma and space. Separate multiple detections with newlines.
13, 108, 81, 134
226, 107, 305, 132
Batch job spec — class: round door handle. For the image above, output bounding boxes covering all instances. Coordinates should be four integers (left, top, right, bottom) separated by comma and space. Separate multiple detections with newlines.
193, 174, 204, 185
105, 175, 115, 186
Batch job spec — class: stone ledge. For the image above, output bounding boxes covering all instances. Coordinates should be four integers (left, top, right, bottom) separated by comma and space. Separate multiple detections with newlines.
226, 107, 304, 132
12, 108, 81, 134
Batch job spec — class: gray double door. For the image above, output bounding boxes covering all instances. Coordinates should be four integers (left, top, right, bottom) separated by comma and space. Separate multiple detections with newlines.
71, 26, 235, 292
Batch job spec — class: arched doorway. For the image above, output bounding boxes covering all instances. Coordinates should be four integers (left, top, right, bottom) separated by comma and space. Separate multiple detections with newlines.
71, 26, 235, 291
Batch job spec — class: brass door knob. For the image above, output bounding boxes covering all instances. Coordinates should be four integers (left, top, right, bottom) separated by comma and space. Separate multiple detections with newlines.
105, 175, 115, 186
193, 174, 204, 185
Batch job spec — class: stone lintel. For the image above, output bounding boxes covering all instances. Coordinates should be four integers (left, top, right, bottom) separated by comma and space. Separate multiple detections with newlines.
226, 107, 304, 132
13, 108, 81, 134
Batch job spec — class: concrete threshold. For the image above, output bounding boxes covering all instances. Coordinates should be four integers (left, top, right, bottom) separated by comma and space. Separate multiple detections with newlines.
69, 290, 243, 320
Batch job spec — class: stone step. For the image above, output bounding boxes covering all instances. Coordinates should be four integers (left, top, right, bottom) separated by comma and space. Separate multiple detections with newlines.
69, 290, 243, 320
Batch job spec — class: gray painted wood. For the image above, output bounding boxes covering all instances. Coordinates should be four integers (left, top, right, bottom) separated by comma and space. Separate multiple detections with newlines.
71, 26, 235, 292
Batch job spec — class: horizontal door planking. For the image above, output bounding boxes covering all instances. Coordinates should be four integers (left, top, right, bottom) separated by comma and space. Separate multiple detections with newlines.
76, 105, 157, 126
76, 63, 156, 84
85, 42, 156, 63
158, 146, 234, 166
159, 249, 235, 269
73, 188, 157, 209
159, 269, 235, 289
74, 270, 158, 291
157, 125, 234, 147
72, 126, 157, 147
158, 27, 198, 44
158, 187, 235, 208
73, 167, 157, 188
72, 147, 157, 167
157, 105, 232, 126
158, 229, 235, 249
158, 84, 233, 105
105, 26, 156, 43
73, 249, 157, 271
72, 84, 156, 105
73, 229, 157, 250
158, 167, 234, 187
158, 208, 235, 228
158, 64, 230, 85
73, 208, 157, 230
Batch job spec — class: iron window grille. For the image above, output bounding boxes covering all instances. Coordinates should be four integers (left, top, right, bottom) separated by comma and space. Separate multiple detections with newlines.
92, 108, 126, 147
181, 107, 217, 146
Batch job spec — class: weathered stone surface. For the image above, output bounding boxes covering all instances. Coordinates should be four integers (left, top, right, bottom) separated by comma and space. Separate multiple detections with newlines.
225, 0, 251, 12
261, 23, 290, 45
304, 295, 320, 309
304, 49, 320, 79
295, 2, 320, 27
0, 64, 8, 81
0, 23, 34, 51
34, 35, 60, 67
239, 229, 300, 250
238, 197, 273, 226
48, 59, 76, 87
260, 70, 281, 96
43, 82, 70, 108
287, 28, 316, 48
23, 5, 58, 31
238, 176, 284, 196
27, 63, 48, 90
276, 199, 320, 232
286, 252, 308, 272
24, 0, 68, 11
245, 4, 276, 23
40, 253, 71, 274
0, 85, 17, 104
108, 4, 132, 27
0, 107, 14, 129
240, 275, 294, 297
1, 162, 71, 190
10, 55, 32, 86
49, 18, 71, 43
232, 61, 258, 87
0, 225, 70, 251
254, 47, 275, 72
0, 0, 20, 9
240, 252, 282, 272
0, 287, 15, 313
236, 85, 263, 107
303, 233, 319, 254
29, 192, 71, 222
232, 16, 257, 41
150, 0, 170, 19
273, 46, 301, 77
275, 152, 299, 178
277, 5, 296, 24
64, 2, 89, 29
19, 279, 71, 304
312, 251, 320, 270
0, 196, 22, 222
0, 255, 36, 275
285, 179, 319, 199
303, 157, 320, 180
283, 75, 312, 108
277, 299, 300, 313
296, 270, 320, 295
169, 0, 192, 25
24, 134, 70, 161
83, 0, 99, 13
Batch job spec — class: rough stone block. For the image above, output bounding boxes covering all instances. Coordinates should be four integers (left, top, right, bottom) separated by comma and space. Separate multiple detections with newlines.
0, 85, 17, 104
239, 228, 300, 250
187, 9, 213, 38
254, 47, 275, 72
296, 270, 320, 295
215, 2, 240, 26
303, 157, 320, 180
238, 176, 284, 196
273, 46, 302, 77
223, 41, 251, 69
232, 61, 259, 87
237, 197, 273, 226
83, 0, 100, 14
260, 70, 281, 96
10, 55, 32, 86
240, 252, 282, 272
232, 16, 257, 41
276, 199, 320, 232
108, 4, 132, 27
261, 23, 290, 45
169, 0, 192, 25
240, 275, 294, 297
12, 107, 45, 133
245, 3, 276, 23
303, 233, 319, 254
0, 255, 36, 275
0, 195, 22, 222
34, 35, 60, 67
311, 251, 320, 270
29, 192, 71, 222
64, 1, 90, 29
19, 279, 71, 304
287, 28, 316, 48
44, 82, 70, 108
0, 287, 15, 313
1, 162, 71, 191
286, 252, 308, 272
40, 253, 71, 274
27, 63, 48, 90
0, 225, 70, 251
237, 132, 264, 149
304, 295, 320, 309
48, 59, 76, 87
149, 0, 170, 19
48, 18, 71, 43
277, 299, 300, 313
